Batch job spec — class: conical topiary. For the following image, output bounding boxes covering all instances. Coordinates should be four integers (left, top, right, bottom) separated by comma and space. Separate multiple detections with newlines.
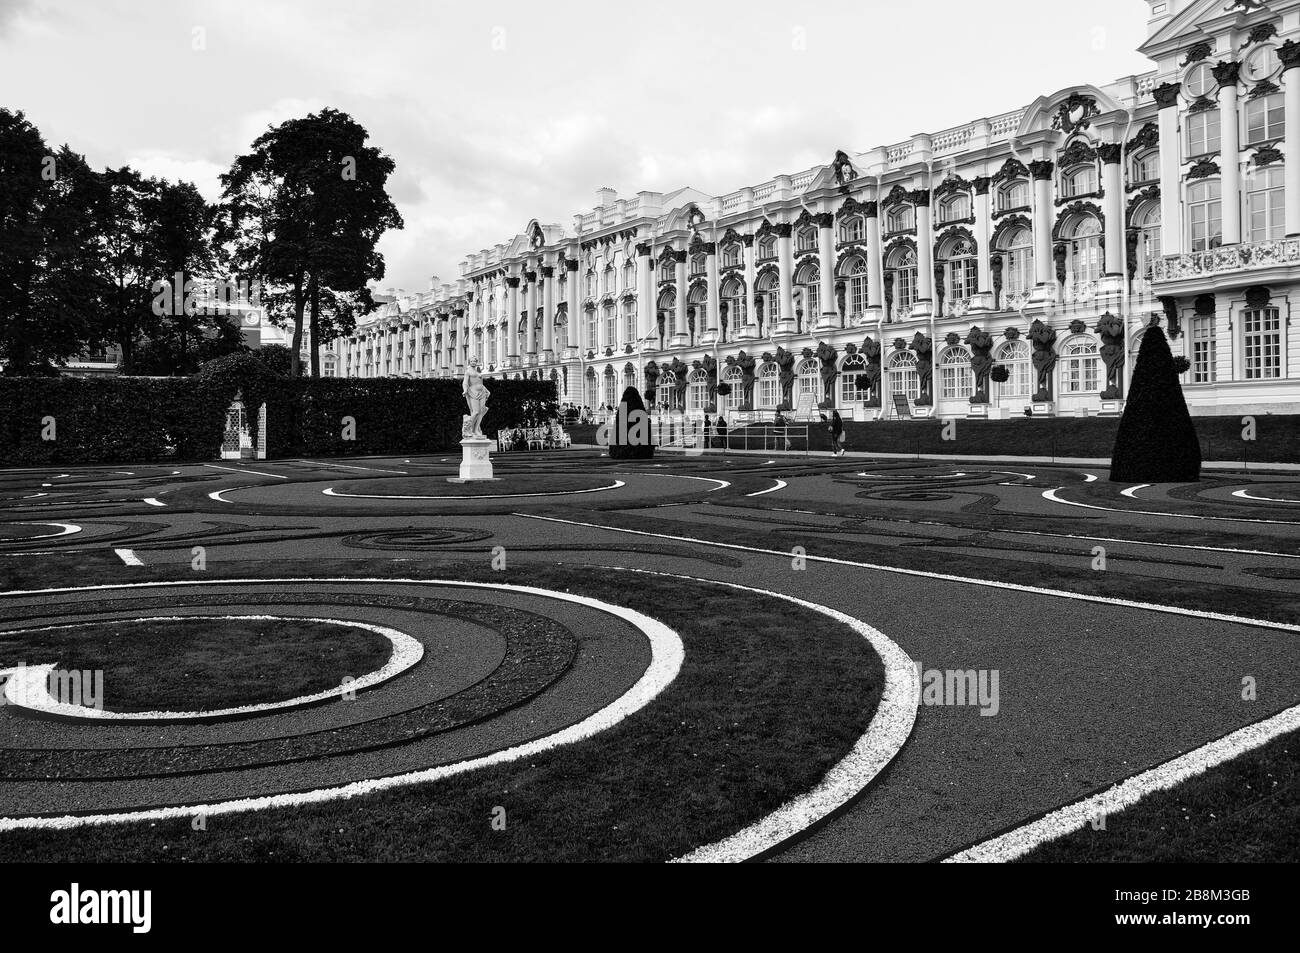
607, 385, 655, 459
1109, 324, 1201, 482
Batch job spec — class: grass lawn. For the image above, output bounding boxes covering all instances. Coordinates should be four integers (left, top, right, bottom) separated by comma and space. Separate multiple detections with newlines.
337, 472, 619, 497
0, 616, 391, 713
1018, 725, 1300, 862
0, 561, 885, 862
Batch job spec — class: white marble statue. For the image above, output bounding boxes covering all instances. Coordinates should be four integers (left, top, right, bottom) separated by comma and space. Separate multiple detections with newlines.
462, 361, 489, 438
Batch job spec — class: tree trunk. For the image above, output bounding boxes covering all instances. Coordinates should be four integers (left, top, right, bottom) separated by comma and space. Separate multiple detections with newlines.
289, 279, 305, 378
309, 276, 320, 378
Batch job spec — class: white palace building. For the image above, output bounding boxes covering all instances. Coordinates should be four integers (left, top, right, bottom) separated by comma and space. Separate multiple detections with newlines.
326, 0, 1300, 420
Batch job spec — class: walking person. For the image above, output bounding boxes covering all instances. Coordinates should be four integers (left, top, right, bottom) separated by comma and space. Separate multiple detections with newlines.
830, 409, 845, 457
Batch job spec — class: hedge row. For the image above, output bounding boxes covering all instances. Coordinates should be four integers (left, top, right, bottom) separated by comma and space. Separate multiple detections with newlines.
0, 376, 557, 466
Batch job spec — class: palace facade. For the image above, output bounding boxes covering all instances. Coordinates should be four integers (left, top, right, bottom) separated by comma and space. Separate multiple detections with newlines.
326, 0, 1300, 420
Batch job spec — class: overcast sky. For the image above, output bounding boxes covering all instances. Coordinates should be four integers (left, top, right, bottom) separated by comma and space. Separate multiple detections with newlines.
1, 0, 1154, 294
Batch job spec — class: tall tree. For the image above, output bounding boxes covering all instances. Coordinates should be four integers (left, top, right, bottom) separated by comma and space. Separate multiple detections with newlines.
218, 108, 402, 377
85, 166, 158, 374
0, 108, 99, 374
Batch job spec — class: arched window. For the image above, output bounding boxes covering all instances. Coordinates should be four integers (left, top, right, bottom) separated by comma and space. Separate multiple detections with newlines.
657, 368, 679, 412
1188, 181, 1222, 252
795, 261, 820, 319
840, 353, 868, 404
1246, 93, 1285, 145
757, 362, 780, 409
1060, 335, 1101, 394
1061, 165, 1098, 198
999, 226, 1034, 305
1131, 150, 1159, 184
584, 306, 597, 351
686, 368, 709, 413
690, 253, 706, 276
1247, 166, 1284, 242
840, 255, 869, 318
585, 269, 596, 297
939, 345, 973, 400
720, 276, 746, 330
687, 282, 707, 335
603, 303, 616, 348
722, 365, 743, 413
888, 350, 919, 402
998, 180, 1030, 211
994, 340, 1031, 399
584, 368, 598, 409
623, 299, 637, 343
886, 205, 915, 233
1134, 203, 1161, 278
938, 193, 970, 223
887, 246, 918, 319
660, 259, 675, 282
796, 226, 818, 252
623, 363, 637, 395
603, 264, 615, 293
1064, 215, 1104, 284
756, 236, 776, 260
754, 270, 778, 332
722, 243, 742, 267
840, 215, 865, 243
602, 365, 617, 407
796, 358, 820, 402
941, 237, 978, 313
623, 260, 635, 290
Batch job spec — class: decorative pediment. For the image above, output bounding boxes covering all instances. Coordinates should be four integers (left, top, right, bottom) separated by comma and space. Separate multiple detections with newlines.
793, 208, 815, 228
990, 214, 1031, 249
836, 195, 876, 220
992, 156, 1030, 184
880, 183, 911, 209
1127, 122, 1159, 154
1059, 139, 1097, 169
933, 175, 972, 202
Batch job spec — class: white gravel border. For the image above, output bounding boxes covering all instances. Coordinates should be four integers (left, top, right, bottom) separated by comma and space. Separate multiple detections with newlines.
944, 701, 1300, 863
1, 615, 422, 721
321, 480, 625, 500
0, 578, 683, 832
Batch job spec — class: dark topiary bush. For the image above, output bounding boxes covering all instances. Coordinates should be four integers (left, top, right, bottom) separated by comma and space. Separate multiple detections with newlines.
990, 364, 1010, 384
1110, 325, 1201, 483
607, 385, 654, 459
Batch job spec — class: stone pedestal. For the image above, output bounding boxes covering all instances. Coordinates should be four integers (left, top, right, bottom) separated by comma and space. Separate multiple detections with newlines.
449, 437, 496, 483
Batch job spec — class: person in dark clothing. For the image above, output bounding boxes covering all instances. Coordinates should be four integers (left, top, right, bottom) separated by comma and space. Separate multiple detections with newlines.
715, 415, 728, 450
830, 410, 845, 457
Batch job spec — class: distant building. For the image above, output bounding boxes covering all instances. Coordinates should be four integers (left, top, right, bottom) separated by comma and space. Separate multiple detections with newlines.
330, 0, 1300, 418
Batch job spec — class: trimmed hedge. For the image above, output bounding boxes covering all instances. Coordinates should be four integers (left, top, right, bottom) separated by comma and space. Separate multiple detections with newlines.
0, 376, 557, 466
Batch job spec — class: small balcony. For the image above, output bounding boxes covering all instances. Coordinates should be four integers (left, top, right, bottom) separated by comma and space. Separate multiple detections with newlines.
1150, 238, 1300, 283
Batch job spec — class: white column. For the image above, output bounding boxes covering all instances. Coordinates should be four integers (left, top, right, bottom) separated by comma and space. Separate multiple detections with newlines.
566, 258, 580, 354
816, 212, 838, 329
525, 268, 538, 362
1154, 83, 1183, 256
636, 243, 653, 342
542, 262, 556, 361
1101, 145, 1125, 277
974, 178, 992, 298
1278, 43, 1300, 236
914, 193, 935, 315
742, 237, 757, 336
496, 284, 508, 368
776, 224, 795, 332
506, 276, 520, 364
1031, 160, 1056, 288
1215, 63, 1242, 246
672, 251, 688, 346
704, 243, 720, 343
866, 202, 884, 318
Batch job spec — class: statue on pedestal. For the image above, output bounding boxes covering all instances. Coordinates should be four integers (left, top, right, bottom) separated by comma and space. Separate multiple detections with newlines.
462, 361, 489, 437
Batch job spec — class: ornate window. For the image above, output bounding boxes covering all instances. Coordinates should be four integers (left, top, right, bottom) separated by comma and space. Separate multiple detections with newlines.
1186, 110, 1221, 157
1191, 313, 1216, 383
623, 299, 637, 343
1188, 180, 1223, 252
690, 253, 706, 276
1000, 226, 1035, 301
1131, 150, 1159, 184
796, 226, 818, 252
585, 369, 599, 408
938, 345, 973, 400
839, 353, 867, 404
623, 260, 635, 290
938, 194, 970, 223
887, 350, 920, 402
1134, 203, 1162, 279
722, 365, 743, 412
602, 365, 617, 407
756, 236, 776, 260
683, 368, 707, 413
887, 246, 918, 319
842, 255, 869, 317
1184, 62, 1217, 98
757, 362, 780, 409
585, 270, 596, 296
840, 215, 865, 243
941, 238, 978, 311
1060, 335, 1101, 393
796, 358, 820, 402
886, 205, 915, 233
1245, 94, 1285, 145
1065, 215, 1104, 285
720, 276, 746, 329
1247, 167, 1285, 242
795, 261, 820, 319
604, 303, 617, 348
1061, 165, 1098, 198
1243, 306, 1282, 379
660, 259, 675, 282
998, 180, 1030, 211
994, 340, 1032, 398
722, 243, 742, 267
603, 264, 615, 293
657, 379, 677, 412
623, 363, 637, 395
585, 307, 598, 351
